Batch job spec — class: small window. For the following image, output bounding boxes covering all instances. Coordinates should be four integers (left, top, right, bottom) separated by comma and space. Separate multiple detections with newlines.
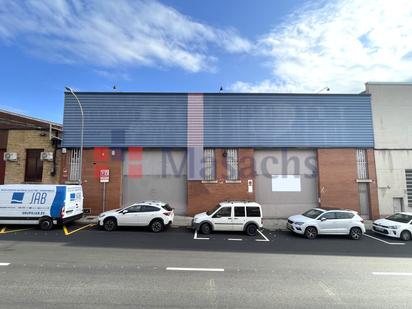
203, 148, 215, 181
246, 207, 261, 217
141, 206, 160, 212
25, 149, 43, 182
319, 212, 337, 220
214, 207, 232, 217
336, 212, 354, 219
234, 206, 245, 217
226, 148, 239, 180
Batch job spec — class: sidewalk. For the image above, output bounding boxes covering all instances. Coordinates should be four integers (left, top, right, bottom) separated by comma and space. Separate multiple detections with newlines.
79, 215, 374, 231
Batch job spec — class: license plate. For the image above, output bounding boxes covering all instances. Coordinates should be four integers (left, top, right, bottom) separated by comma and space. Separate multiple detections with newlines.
374, 226, 384, 232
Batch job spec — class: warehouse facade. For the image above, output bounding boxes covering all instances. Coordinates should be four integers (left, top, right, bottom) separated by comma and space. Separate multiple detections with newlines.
61, 92, 379, 219
365, 83, 412, 216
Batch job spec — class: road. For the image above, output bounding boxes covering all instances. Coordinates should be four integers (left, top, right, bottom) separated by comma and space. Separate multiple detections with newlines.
0, 225, 411, 308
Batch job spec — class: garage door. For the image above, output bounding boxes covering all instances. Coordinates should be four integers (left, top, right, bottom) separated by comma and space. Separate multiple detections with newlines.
122, 149, 187, 215
254, 149, 319, 218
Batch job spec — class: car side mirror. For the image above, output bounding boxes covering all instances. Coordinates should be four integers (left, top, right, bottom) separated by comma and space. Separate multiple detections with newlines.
122, 210, 128, 214
213, 214, 221, 219
320, 217, 327, 222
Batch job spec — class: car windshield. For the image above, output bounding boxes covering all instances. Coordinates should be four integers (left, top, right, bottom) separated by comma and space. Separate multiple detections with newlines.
207, 205, 221, 216
386, 213, 412, 223
302, 209, 324, 219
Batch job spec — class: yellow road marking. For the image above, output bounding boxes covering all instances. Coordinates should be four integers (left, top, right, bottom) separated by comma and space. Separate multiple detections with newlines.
0, 227, 34, 234
63, 224, 96, 236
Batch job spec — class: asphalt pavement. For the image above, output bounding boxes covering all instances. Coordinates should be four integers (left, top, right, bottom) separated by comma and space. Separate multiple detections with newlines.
0, 224, 411, 308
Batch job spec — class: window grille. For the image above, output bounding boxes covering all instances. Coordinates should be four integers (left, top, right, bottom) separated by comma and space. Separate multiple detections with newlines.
356, 149, 368, 179
69, 148, 81, 182
226, 148, 239, 180
406, 170, 412, 207
203, 148, 215, 181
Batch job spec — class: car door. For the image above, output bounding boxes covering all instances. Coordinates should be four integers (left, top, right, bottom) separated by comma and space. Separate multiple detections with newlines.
232, 206, 246, 231
317, 212, 339, 234
211, 206, 233, 231
138, 205, 160, 226
118, 205, 142, 226
335, 212, 355, 234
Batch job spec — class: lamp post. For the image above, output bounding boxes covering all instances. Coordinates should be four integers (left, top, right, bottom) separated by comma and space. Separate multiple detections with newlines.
65, 87, 84, 184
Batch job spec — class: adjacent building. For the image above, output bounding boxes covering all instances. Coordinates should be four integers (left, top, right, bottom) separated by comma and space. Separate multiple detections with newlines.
0, 110, 62, 185
365, 82, 412, 216
61, 92, 379, 219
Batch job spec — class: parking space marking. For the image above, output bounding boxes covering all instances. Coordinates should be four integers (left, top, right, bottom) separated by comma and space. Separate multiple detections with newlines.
256, 230, 270, 242
166, 267, 224, 272
372, 272, 412, 276
0, 263, 10, 266
364, 234, 405, 245
63, 224, 96, 236
0, 227, 34, 234
193, 230, 209, 240
227, 238, 242, 241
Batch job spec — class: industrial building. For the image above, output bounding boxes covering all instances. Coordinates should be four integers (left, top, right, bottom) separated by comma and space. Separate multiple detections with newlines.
365, 83, 412, 216
61, 92, 379, 219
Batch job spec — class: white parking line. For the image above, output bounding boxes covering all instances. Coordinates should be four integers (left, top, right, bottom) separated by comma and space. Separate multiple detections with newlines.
193, 230, 209, 240
372, 272, 412, 276
166, 267, 224, 272
0, 263, 10, 266
228, 238, 242, 241
256, 230, 269, 242
364, 234, 405, 245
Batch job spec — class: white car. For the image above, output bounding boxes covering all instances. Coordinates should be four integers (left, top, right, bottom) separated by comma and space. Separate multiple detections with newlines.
372, 212, 412, 241
192, 201, 263, 236
98, 201, 174, 232
287, 208, 365, 240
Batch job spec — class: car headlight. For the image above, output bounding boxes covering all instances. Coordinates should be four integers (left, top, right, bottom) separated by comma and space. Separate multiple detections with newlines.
294, 222, 304, 226
388, 225, 399, 229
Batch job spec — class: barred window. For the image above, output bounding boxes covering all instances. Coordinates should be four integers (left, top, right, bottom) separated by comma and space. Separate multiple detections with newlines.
406, 170, 412, 207
203, 148, 215, 181
69, 148, 81, 182
226, 148, 239, 180
356, 149, 368, 179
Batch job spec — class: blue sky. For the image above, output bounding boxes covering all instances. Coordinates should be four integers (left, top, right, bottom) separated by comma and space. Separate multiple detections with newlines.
0, 0, 412, 123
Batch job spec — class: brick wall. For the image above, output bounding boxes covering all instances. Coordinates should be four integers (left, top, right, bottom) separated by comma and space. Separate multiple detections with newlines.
61, 148, 122, 215
4, 130, 60, 184
187, 148, 255, 216
317, 148, 379, 219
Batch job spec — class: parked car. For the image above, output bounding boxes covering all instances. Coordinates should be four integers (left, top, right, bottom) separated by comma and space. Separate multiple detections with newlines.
372, 212, 412, 241
192, 201, 263, 236
98, 201, 174, 232
287, 208, 365, 240
0, 184, 83, 230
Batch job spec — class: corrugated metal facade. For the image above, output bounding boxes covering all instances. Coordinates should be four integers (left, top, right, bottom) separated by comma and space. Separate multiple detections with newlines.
62, 92, 374, 148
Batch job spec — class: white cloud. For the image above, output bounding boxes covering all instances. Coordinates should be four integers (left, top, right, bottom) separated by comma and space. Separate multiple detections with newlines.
231, 0, 412, 93
0, 0, 251, 72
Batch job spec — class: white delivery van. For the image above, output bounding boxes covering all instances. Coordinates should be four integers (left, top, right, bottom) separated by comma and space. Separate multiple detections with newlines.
0, 184, 83, 230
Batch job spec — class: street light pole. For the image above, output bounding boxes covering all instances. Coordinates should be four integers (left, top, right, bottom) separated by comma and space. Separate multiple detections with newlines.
65, 87, 84, 184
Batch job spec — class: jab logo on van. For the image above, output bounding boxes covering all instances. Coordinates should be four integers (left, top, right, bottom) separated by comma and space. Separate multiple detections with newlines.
29, 192, 47, 204
11, 192, 24, 204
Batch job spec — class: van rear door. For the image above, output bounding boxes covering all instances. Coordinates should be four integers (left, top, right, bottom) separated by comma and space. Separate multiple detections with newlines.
63, 186, 83, 219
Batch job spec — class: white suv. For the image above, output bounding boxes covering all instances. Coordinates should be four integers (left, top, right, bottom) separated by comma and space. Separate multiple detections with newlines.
287, 208, 365, 240
98, 201, 174, 232
192, 201, 263, 236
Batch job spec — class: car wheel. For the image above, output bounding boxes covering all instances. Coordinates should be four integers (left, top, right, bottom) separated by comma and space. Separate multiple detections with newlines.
349, 227, 362, 240
305, 226, 318, 239
39, 218, 53, 231
245, 224, 258, 236
200, 223, 211, 235
150, 219, 164, 233
400, 230, 411, 241
103, 218, 117, 231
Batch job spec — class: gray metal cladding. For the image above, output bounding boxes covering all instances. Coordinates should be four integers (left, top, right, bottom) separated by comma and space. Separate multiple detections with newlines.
204, 94, 373, 147
63, 93, 188, 148
62, 92, 374, 148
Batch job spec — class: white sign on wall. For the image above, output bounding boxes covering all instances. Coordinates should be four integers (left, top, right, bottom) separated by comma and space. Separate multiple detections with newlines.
271, 175, 301, 192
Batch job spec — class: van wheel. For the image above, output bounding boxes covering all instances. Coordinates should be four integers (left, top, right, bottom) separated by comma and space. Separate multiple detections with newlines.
305, 226, 318, 239
39, 218, 53, 231
150, 219, 164, 233
400, 230, 411, 241
200, 223, 211, 235
245, 224, 258, 236
349, 227, 362, 240
103, 218, 117, 231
